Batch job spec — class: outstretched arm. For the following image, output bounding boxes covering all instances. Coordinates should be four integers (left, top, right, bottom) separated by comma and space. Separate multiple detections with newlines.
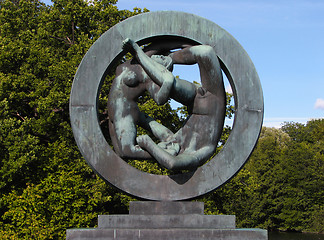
170, 45, 225, 98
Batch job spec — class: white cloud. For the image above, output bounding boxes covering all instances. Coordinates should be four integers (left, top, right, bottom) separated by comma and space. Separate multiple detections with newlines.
262, 117, 324, 128
314, 98, 324, 110
225, 117, 323, 129
262, 117, 310, 128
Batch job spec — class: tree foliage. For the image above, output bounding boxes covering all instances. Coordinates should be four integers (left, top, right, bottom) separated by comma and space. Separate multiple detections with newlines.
202, 120, 324, 233
0, 0, 146, 238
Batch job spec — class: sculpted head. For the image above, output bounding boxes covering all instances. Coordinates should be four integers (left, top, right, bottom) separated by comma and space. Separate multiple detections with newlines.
151, 55, 173, 71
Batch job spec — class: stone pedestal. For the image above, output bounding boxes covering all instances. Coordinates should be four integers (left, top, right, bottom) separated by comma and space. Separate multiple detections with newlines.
66, 201, 268, 240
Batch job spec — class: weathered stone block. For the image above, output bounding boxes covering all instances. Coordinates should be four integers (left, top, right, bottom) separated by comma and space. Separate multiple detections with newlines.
66, 228, 268, 240
98, 214, 235, 229
129, 201, 204, 215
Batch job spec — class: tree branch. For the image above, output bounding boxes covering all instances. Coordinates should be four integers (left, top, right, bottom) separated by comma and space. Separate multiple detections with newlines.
12, 112, 26, 121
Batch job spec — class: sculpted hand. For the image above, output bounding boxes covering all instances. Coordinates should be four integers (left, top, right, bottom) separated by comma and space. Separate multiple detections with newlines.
122, 38, 137, 52
158, 141, 180, 156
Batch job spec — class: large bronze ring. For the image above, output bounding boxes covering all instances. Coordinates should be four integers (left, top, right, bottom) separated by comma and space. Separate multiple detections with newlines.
70, 11, 263, 200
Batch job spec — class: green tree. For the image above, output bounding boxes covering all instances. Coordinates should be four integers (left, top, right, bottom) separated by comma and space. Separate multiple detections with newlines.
280, 120, 324, 232
0, 0, 148, 238
202, 120, 323, 233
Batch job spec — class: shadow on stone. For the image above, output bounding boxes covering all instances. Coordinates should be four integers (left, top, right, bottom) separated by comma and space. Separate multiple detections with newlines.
167, 170, 196, 185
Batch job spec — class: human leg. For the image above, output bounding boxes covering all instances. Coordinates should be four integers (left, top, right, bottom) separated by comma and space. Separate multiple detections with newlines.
111, 112, 152, 160
138, 111, 174, 142
136, 134, 214, 170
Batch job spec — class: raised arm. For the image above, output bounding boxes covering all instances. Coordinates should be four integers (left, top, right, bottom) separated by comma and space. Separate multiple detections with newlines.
123, 38, 174, 86
123, 38, 175, 105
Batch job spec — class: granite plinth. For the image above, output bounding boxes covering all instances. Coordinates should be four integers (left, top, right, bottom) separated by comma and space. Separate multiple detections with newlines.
129, 201, 204, 215
67, 228, 268, 240
98, 214, 235, 229
66, 201, 268, 240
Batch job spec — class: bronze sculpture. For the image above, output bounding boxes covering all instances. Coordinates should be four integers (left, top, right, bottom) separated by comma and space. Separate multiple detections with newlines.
69, 11, 264, 201
110, 38, 226, 170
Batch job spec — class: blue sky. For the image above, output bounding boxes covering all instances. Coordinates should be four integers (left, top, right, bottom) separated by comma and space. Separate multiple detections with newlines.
115, 0, 324, 128
43, 0, 324, 128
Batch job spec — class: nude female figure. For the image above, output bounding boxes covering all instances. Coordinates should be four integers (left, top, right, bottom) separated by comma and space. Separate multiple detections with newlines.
108, 40, 192, 159
123, 39, 226, 170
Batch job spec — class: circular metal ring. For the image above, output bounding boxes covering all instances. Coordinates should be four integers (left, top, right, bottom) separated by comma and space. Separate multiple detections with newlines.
70, 11, 263, 201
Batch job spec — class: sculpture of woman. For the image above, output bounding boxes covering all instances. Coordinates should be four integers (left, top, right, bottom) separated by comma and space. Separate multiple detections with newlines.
108, 40, 192, 159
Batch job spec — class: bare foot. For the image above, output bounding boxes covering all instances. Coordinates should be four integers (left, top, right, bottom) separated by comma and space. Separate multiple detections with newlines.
136, 135, 151, 148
